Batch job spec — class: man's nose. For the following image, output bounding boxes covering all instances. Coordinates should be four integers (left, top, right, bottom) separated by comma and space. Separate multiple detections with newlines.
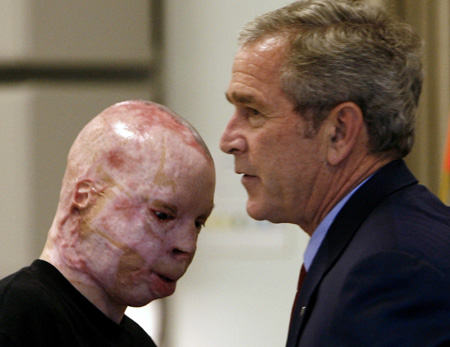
220, 115, 246, 154
171, 226, 198, 263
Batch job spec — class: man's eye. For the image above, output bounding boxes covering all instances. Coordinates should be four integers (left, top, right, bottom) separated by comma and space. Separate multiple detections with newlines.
247, 108, 265, 127
153, 211, 174, 222
250, 108, 261, 115
195, 220, 205, 233
245, 107, 261, 116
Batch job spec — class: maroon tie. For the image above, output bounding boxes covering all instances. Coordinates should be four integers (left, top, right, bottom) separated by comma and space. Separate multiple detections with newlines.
290, 264, 307, 324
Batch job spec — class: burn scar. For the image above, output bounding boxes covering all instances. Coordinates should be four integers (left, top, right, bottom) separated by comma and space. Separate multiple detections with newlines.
154, 138, 176, 193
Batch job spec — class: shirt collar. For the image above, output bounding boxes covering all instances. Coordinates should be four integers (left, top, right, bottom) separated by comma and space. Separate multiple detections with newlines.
303, 176, 372, 271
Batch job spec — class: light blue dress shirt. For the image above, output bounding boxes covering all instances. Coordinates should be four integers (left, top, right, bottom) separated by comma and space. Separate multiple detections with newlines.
303, 177, 371, 271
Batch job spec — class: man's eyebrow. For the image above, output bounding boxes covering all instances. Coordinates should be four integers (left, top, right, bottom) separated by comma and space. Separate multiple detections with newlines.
225, 91, 258, 106
152, 199, 178, 214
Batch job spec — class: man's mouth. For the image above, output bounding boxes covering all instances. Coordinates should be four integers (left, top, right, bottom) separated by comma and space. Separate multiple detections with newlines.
237, 170, 255, 177
154, 272, 176, 283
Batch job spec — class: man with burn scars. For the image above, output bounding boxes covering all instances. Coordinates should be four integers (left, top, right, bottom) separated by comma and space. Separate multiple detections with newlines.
0, 100, 215, 346
220, 0, 450, 346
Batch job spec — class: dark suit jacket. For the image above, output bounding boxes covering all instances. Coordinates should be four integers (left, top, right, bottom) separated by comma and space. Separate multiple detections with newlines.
287, 160, 450, 346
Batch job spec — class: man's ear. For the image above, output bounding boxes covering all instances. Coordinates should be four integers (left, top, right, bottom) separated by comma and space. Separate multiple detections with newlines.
325, 102, 365, 166
73, 180, 97, 211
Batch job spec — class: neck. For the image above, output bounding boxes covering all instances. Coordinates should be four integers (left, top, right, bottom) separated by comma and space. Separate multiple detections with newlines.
40, 228, 126, 324
301, 155, 393, 236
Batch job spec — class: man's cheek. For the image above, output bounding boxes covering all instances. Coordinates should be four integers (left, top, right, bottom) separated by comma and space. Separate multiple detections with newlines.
116, 247, 146, 285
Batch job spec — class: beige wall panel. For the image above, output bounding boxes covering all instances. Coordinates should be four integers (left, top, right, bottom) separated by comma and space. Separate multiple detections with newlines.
393, 0, 450, 194
0, 87, 33, 276
0, 0, 153, 66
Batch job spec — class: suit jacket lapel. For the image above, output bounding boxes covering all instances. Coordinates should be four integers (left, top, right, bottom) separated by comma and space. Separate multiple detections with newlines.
286, 160, 417, 346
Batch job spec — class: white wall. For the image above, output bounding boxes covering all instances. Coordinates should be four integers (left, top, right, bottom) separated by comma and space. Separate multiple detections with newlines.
163, 1, 309, 346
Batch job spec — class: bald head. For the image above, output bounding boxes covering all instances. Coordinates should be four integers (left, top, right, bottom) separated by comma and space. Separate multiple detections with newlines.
64, 100, 212, 190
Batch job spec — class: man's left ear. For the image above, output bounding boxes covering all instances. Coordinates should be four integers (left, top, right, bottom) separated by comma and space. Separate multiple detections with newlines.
73, 179, 98, 212
325, 102, 365, 166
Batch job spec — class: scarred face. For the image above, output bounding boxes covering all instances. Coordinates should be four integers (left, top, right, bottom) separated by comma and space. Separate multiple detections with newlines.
76, 120, 215, 312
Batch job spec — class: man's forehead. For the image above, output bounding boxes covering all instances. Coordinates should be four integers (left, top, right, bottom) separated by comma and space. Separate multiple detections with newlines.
105, 103, 182, 132
101, 104, 207, 157
104, 129, 207, 175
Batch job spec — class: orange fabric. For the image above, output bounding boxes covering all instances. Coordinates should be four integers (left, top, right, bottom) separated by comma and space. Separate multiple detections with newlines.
438, 109, 450, 204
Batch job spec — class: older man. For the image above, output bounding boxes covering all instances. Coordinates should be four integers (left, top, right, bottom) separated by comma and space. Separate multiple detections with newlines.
220, 0, 450, 346
0, 100, 215, 346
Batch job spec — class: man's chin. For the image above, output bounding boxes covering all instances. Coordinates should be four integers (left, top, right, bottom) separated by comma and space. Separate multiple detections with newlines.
246, 202, 269, 222
246, 201, 289, 225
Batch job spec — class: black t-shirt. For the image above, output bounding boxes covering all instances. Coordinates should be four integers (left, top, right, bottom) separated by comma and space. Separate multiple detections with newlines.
0, 260, 157, 347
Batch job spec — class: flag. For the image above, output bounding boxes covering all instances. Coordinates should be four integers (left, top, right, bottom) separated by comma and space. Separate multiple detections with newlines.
438, 108, 450, 204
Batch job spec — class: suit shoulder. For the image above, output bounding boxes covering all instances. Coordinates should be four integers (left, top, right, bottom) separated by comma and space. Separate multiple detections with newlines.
359, 184, 450, 274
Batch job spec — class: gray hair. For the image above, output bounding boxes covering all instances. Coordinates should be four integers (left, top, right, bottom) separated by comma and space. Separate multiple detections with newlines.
238, 0, 423, 158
